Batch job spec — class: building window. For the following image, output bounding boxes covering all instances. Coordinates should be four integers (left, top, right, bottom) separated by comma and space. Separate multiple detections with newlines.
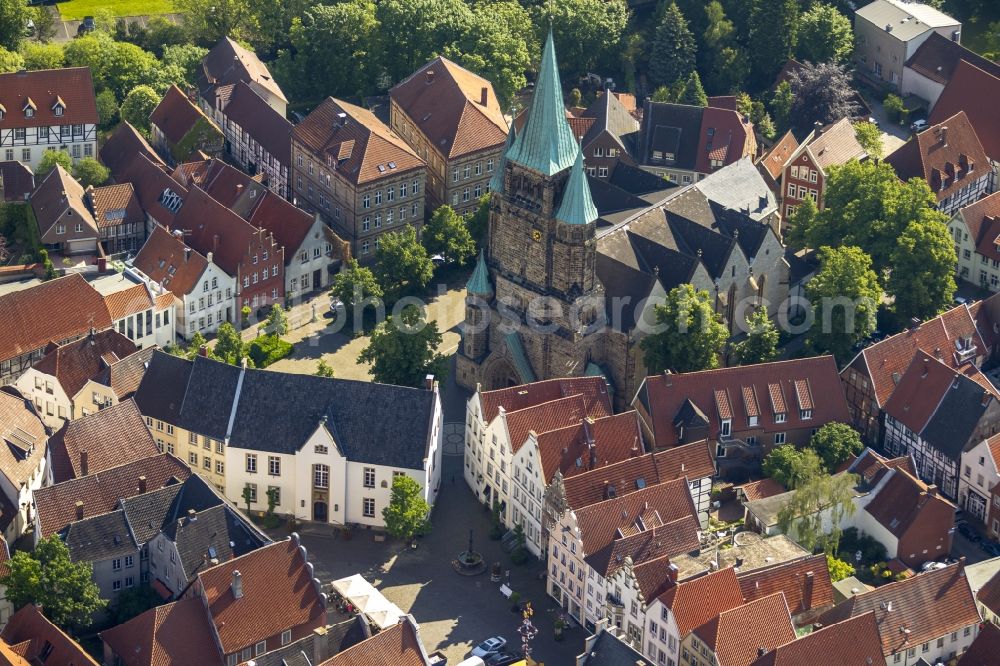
216, 460, 224, 474
315, 464, 329, 488
189, 452, 198, 466
268, 485, 281, 506
364, 467, 376, 488
256, 641, 266, 656
775, 412, 786, 423
281, 630, 292, 646
245, 483, 257, 503
246, 454, 257, 473
203, 457, 211, 470
363, 498, 376, 517
112, 558, 122, 571
268, 456, 281, 476
774, 432, 786, 445
112, 580, 122, 591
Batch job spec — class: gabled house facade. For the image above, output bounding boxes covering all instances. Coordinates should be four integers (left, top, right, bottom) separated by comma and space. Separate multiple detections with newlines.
901, 32, 1000, 110
959, 433, 1000, 529
577, 92, 640, 180
87, 182, 147, 254
218, 81, 292, 199
950, 191, 1000, 290
30, 164, 99, 256
0, 390, 48, 543
149, 84, 224, 166
780, 118, 867, 220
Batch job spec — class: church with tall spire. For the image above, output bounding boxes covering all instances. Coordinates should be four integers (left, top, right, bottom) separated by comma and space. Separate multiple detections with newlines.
456, 34, 790, 408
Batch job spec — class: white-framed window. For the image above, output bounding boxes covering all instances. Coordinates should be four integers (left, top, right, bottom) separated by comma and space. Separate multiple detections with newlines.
363, 498, 376, 517
315, 464, 329, 488
281, 630, 292, 646
246, 453, 257, 473
255, 641, 267, 656
774, 432, 786, 445
112, 558, 122, 571
364, 467, 376, 488
268, 456, 281, 476
112, 580, 122, 591
775, 412, 786, 423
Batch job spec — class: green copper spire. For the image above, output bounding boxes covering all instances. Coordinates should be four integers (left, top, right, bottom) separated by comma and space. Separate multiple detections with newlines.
555, 148, 598, 225
466, 250, 493, 296
506, 31, 578, 176
489, 124, 514, 193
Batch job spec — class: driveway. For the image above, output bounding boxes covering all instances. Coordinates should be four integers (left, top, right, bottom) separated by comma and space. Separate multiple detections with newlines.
865, 96, 910, 157
282, 445, 584, 664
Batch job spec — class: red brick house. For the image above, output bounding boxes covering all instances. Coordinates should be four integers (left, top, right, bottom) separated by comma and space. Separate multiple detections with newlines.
780, 118, 867, 220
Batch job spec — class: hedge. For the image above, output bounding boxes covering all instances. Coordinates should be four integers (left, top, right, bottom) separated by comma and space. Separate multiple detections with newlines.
247, 335, 293, 368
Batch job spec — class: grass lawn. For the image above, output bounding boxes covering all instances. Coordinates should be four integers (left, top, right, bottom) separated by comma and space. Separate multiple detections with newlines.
56, 0, 176, 20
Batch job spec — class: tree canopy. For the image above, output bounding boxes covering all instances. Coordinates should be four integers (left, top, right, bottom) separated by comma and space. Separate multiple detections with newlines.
786, 62, 859, 135
762, 445, 823, 490
35, 149, 72, 177
533, 0, 629, 77
797, 4, 854, 64
374, 225, 435, 302
640, 284, 729, 374
853, 121, 883, 161
120, 85, 162, 133
778, 471, 858, 553
649, 2, 697, 88
888, 217, 956, 324
382, 474, 431, 541
748, 0, 799, 89
357, 305, 448, 387
731, 307, 779, 365
72, 158, 110, 188
423, 205, 476, 265
0, 0, 32, 51
809, 423, 863, 473
805, 246, 882, 361
331, 258, 384, 320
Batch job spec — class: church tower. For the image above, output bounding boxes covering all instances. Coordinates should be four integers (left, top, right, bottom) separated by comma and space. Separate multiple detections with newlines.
456, 32, 605, 392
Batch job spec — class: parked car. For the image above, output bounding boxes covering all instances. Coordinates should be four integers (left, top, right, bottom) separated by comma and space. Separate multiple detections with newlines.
921, 560, 947, 571
911, 119, 929, 133
959, 523, 980, 542
471, 638, 507, 659
485, 654, 519, 666
982, 541, 1000, 557
77, 16, 95, 35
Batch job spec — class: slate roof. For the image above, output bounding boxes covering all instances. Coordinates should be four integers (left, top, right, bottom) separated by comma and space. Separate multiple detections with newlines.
317, 618, 429, 666
0, 161, 34, 202
48, 399, 160, 482
575, 627, 647, 666
120, 474, 226, 546
638, 102, 704, 168
223, 82, 292, 167
293, 97, 424, 186
930, 60, 1000, 160
737, 554, 834, 619
132, 350, 194, 424
30, 164, 98, 238
0, 604, 99, 666
579, 91, 640, 157
0, 67, 98, 130
886, 111, 989, 202
561, 439, 715, 510
635, 356, 849, 447
0, 390, 46, 493
164, 503, 266, 582
64, 508, 135, 562
99, 596, 222, 666
904, 32, 1000, 86
959, 621, 1000, 665
656, 567, 745, 637
390, 56, 507, 160
817, 562, 980, 657
198, 537, 326, 655
196, 37, 286, 107
32, 329, 137, 398
691, 592, 796, 666
750, 612, 884, 666
34, 452, 189, 538
694, 157, 777, 222
478, 375, 612, 424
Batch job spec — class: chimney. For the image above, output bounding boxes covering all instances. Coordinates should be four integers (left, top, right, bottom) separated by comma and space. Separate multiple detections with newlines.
335, 112, 348, 128
925, 483, 937, 495
184, 246, 191, 262
231, 570, 244, 599
813, 121, 824, 135
940, 126, 948, 146
138, 475, 147, 493
187, 508, 197, 523
758, 648, 767, 658
236, 183, 244, 194
480, 86, 488, 106
910, 317, 920, 330
668, 562, 679, 583
803, 571, 815, 610
212, 234, 220, 255
198, 345, 209, 358
80, 450, 89, 477
424, 374, 435, 391
425, 70, 435, 84
75, 500, 84, 521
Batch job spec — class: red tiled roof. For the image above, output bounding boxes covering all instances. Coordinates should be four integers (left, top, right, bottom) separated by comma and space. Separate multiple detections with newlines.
0, 638, 30, 666
738, 478, 787, 502
958, 191, 1000, 263
692, 592, 796, 666
905, 33, 1000, 86
0, 604, 98, 666
959, 621, 1000, 665
0, 161, 34, 202
930, 59, 1000, 160
121, 152, 188, 226
637, 356, 849, 447
977, 568, 1000, 614
737, 554, 834, 618
535, 412, 643, 483
0, 68, 98, 130
32, 329, 137, 398
886, 111, 989, 202
505, 394, 587, 454
34, 452, 189, 538
657, 567, 746, 637
882, 352, 961, 433
293, 97, 424, 185
133, 224, 209, 297
103, 282, 169, 320
0, 392, 45, 515
694, 106, 756, 175
750, 612, 884, 666
197, 537, 326, 655
562, 440, 715, 510
150, 84, 216, 146
802, 118, 867, 170
100, 122, 164, 179
478, 375, 612, 423
223, 82, 292, 167
89, 182, 145, 231
865, 468, 955, 547
317, 619, 427, 666
0, 272, 112, 363
759, 131, 798, 181
390, 56, 508, 160
816, 562, 981, 657
598, 515, 701, 580
99, 596, 221, 666
48, 399, 160, 482
853, 303, 987, 408
849, 449, 917, 487
197, 37, 287, 107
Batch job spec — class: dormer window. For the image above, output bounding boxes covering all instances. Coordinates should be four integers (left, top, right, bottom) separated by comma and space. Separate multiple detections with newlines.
775, 412, 786, 423
800, 409, 812, 420
23, 97, 36, 118
720, 419, 732, 438
54, 106, 63, 117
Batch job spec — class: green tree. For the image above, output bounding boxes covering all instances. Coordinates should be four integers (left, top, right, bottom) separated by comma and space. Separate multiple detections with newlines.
778, 472, 858, 553
185, 331, 208, 359
374, 225, 435, 301
981, 21, 1000, 60
762, 445, 823, 489
0, 46, 23, 73
382, 474, 432, 541
95, 89, 119, 129
827, 554, 855, 582
756, 113, 777, 140
786, 61, 858, 135
120, 85, 161, 134
888, 217, 956, 324
731, 307, 779, 365
213, 322, 250, 366
265, 486, 279, 517
110, 586, 160, 625
467, 193, 490, 251
331, 258, 384, 320
315, 358, 335, 377
423, 205, 476, 265
640, 284, 729, 374
0, 535, 106, 631
701, 1, 747, 93
35, 149, 71, 177
797, 4, 854, 64
649, 2, 696, 88
358, 305, 448, 387
568, 88, 583, 107
748, 0, 799, 89
883, 93, 906, 123
651, 85, 673, 103
64, 33, 182, 101
274, 0, 379, 101
174, 0, 260, 46
241, 482, 254, 513
679, 71, 708, 106
532, 0, 629, 77
376, 0, 474, 84
31, 5, 57, 43
809, 423, 863, 473
770, 80, 794, 132
20, 42, 64, 70
264, 304, 289, 337
72, 157, 110, 188
451, 2, 534, 109
0, 0, 31, 51
161, 44, 209, 86
806, 246, 881, 361
853, 121, 883, 161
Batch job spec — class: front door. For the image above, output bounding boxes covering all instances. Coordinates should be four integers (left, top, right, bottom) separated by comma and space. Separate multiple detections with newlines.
968, 491, 988, 523
313, 501, 328, 522
313, 269, 322, 291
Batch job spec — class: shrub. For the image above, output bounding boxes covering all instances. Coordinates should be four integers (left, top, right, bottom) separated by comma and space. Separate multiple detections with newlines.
247, 335, 293, 368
